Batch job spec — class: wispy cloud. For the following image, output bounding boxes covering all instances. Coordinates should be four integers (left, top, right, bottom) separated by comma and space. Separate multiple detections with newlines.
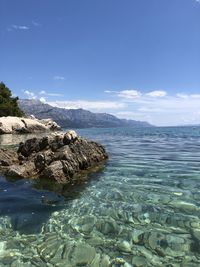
23, 89, 63, 100
39, 90, 63, 97
117, 111, 152, 123
105, 89, 142, 99
104, 90, 119, 94
48, 100, 126, 111
22, 87, 200, 126
24, 90, 36, 99
104, 88, 200, 126
118, 90, 141, 99
8, 21, 40, 32
116, 94, 200, 126
177, 93, 200, 99
106, 89, 167, 99
53, 76, 65, 80
176, 93, 188, 99
23, 89, 125, 111
32, 20, 39, 26
39, 97, 46, 103
10, 25, 29, 31
146, 90, 167, 98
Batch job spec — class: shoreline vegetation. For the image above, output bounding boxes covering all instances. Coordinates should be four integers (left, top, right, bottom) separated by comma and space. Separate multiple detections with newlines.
0, 82, 24, 117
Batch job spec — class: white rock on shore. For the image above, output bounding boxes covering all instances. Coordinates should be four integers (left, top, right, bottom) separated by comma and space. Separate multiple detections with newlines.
0, 116, 61, 134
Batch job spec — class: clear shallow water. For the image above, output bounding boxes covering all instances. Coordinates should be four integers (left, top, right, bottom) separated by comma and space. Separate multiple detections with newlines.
1, 127, 200, 266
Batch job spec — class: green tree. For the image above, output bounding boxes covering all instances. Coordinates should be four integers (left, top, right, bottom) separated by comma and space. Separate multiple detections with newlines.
0, 82, 24, 117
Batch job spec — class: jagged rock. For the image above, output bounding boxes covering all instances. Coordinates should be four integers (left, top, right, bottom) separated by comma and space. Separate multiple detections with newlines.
0, 149, 18, 167
39, 118, 61, 131
63, 130, 78, 145
18, 137, 40, 157
6, 165, 28, 179
0, 116, 61, 134
6, 161, 36, 178
34, 153, 46, 171
41, 161, 66, 183
0, 130, 108, 184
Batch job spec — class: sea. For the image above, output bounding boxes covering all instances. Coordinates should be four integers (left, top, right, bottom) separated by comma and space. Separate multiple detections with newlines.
0, 126, 200, 266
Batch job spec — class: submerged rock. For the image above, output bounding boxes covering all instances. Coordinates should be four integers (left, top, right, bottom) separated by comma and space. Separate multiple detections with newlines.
132, 256, 147, 267
117, 240, 132, 253
71, 243, 96, 265
0, 130, 108, 184
110, 258, 129, 267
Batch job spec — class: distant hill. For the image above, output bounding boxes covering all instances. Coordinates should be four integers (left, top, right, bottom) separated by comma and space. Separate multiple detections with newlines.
18, 99, 152, 128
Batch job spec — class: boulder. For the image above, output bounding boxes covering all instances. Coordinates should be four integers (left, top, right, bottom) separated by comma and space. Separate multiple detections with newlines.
0, 149, 18, 167
0, 116, 61, 134
0, 130, 108, 184
39, 118, 61, 131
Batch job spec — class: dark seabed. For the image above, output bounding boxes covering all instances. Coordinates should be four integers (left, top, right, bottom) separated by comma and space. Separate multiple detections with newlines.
0, 126, 200, 266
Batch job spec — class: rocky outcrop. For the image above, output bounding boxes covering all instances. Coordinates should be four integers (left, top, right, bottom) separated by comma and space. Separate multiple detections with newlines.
0, 149, 18, 167
39, 118, 61, 131
0, 116, 61, 134
0, 130, 108, 183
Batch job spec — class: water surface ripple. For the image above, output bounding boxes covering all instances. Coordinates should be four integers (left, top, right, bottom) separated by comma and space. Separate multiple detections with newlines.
1, 127, 200, 266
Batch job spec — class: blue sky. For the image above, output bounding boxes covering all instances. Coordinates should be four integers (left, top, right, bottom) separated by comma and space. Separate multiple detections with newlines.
1, 0, 200, 126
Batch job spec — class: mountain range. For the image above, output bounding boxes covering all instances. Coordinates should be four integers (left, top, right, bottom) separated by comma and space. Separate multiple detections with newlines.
18, 99, 152, 128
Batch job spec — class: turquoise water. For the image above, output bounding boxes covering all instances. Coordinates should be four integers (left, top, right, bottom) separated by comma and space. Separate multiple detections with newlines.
1, 127, 200, 266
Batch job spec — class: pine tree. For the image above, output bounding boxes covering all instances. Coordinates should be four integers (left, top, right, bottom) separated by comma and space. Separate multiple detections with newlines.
0, 82, 24, 117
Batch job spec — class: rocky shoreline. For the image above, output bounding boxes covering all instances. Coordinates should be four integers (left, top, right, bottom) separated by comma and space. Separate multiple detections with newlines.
0, 116, 61, 134
0, 130, 108, 183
